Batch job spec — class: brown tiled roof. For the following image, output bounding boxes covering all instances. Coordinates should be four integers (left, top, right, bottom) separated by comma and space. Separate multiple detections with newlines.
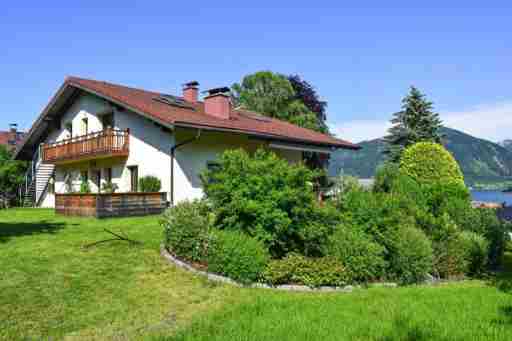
65, 76, 358, 149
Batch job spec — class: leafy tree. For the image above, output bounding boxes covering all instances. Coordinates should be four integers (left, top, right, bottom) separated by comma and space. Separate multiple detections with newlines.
0, 145, 27, 208
232, 71, 327, 133
385, 86, 443, 162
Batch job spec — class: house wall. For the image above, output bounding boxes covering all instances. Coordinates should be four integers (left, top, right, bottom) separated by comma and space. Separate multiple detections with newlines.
36, 92, 303, 208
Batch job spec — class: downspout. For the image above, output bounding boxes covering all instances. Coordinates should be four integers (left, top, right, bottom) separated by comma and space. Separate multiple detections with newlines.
170, 129, 202, 206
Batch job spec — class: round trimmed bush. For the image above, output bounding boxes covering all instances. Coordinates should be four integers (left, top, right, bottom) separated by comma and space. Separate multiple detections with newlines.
388, 226, 434, 285
400, 142, 464, 186
162, 200, 211, 262
208, 230, 269, 284
327, 225, 386, 283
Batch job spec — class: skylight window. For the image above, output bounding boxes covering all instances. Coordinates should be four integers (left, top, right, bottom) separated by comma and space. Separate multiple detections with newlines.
153, 94, 195, 110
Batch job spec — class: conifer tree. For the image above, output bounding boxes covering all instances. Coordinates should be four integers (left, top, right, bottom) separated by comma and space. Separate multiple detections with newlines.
384, 86, 443, 162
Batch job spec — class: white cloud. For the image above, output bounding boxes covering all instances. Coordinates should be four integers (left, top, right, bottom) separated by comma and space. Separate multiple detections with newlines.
330, 101, 512, 144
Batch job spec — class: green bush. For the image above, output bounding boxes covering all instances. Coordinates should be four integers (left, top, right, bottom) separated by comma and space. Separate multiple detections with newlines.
262, 253, 346, 287
327, 224, 386, 283
373, 162, 402, 193
460, 231, 489, 276
79, 179, 91, 193
162, 200, 211, 262
208, 230, 269, 284
387, 226, 433, 285
139, 175, 162, 192
400, 142, 464, 186
202, 148, 337, 258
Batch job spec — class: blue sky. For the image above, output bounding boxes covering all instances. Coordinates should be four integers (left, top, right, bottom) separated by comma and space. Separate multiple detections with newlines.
1, 1, 511, 142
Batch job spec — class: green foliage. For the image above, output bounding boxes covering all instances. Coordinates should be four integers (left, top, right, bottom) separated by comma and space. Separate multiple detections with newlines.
231, 71, 327, 133
459, 231, 489, 276
101, 181, 118, 193
327, 224, 386, 283
208, 230, 269, 284
202, 148, 337, 258
330, 174, 362, 206
262, 253, 346, 287
400, 142, 465, 186
138, 175, 162, 192
162, 200, 211, 262
387, 225, 434, 284
0, 145, 27, 207
79, 178, 91, 194
384, 86, 443, 162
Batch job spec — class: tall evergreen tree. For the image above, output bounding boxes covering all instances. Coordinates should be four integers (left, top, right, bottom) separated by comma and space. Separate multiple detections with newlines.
384, 86, 443, 162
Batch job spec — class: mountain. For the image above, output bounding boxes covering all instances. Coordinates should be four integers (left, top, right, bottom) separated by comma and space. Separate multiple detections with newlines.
499, 140, 512, 152
330, 127, 512, 189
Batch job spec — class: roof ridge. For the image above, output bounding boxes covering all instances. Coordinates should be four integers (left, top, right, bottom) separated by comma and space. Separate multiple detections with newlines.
66, 76, 164, 97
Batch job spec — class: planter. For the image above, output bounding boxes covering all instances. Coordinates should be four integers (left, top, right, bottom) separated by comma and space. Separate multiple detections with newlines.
55, 192, 167, 218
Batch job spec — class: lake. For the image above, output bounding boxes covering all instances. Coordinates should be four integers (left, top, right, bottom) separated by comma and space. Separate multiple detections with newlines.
471, 190, 512, 205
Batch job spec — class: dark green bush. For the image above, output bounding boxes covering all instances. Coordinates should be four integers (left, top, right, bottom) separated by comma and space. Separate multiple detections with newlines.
162, 200, 211, 262
202, 148, 338, 258
139, 175, 162, 192
208, 230, 269, 284
327, 224, 386, 283
400, 142, 464, 186
387, 225, 433, 285
460, 231, 489, 276
262, 253, 346, 287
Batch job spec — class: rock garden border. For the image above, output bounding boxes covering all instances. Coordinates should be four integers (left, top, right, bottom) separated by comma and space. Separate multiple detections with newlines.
160, 245, 399, 292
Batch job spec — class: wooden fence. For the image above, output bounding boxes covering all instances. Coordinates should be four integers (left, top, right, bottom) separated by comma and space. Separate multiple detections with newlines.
55, 192, 167, 218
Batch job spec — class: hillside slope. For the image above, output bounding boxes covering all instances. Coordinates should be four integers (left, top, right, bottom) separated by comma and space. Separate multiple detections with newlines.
330, 127, 512, 188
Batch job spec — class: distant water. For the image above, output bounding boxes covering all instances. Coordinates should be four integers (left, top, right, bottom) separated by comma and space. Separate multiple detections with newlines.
471, 190, 512, 205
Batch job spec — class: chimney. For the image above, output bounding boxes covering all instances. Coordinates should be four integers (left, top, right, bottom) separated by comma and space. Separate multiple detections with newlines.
204, 87, 231, 120
183, 81, 199, 104
8, 123, 17, 145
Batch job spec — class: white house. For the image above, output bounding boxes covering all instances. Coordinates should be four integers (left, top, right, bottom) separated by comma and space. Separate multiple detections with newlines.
14, 77, 358, 209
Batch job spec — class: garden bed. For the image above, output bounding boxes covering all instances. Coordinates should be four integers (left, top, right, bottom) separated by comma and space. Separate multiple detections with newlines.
55, 192, 167, 218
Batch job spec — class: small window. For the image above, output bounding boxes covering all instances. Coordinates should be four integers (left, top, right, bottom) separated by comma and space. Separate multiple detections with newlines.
128, 166, 138, 192
101, 113, 114, 129
82, 118, 89, 135
105, 168, 112, 183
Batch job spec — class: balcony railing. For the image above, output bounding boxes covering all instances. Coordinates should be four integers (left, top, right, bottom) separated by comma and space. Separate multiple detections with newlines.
42, 128, 129, 163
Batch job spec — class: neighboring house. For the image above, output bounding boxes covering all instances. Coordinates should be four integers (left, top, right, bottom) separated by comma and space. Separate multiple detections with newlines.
14, 76, 358, 208
0, 124, 24, 150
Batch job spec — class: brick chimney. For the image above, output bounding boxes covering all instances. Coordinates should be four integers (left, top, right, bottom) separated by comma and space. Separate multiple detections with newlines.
204, 87, 231, 120
183, 81, 199, 104
8, 123, 17, 145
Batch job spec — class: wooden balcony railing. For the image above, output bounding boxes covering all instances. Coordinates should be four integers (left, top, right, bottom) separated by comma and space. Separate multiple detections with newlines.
42, 128, 129, 163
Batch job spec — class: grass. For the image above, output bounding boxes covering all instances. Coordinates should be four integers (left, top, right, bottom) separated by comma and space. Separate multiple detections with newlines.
2, 209, 512, 340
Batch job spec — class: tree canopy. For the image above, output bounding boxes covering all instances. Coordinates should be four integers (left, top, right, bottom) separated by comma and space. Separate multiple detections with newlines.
384, 86, 443, 162
0, 145, 27, 207
232, 71, 328, 133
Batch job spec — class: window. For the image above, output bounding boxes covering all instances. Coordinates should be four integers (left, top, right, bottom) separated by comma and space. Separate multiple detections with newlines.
65, 121, 73, 137
105, 168, 112, 183
101, 113, 114, 129
206, 161, 221, 184
82, 118, 88, 135
128, 166, 138, 192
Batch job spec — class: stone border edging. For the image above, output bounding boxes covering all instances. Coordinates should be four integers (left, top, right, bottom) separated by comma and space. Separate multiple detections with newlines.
160, 245, 361, 292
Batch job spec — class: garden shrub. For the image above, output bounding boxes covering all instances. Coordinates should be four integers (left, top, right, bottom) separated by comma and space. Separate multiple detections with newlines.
373, 162, 402, 193
327, 224, 386, 283
430, 214, 468, 278
202, 148, 337, 258
459, 231, 489, 276
162, 200, 211, 262
208, 230, 269, 284
386, 225, 433, 284
139, 175, 162, 192
400, 142, 464, 186
262, 253, 346, 287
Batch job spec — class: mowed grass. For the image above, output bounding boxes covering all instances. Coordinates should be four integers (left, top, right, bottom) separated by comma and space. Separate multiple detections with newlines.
0, 209, 242, 340
2, 209, 512, 340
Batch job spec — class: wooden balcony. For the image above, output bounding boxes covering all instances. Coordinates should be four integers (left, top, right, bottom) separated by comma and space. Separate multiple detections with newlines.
42, 129, 129, 164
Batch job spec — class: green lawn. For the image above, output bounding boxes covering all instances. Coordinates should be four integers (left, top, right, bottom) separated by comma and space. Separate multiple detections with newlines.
2, 209, 512, 340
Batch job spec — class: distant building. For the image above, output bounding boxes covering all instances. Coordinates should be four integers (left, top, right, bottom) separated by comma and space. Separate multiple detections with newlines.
0, 124, 24, 150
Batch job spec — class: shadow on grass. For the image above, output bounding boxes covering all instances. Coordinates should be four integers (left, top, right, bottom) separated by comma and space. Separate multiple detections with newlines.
375, 315, 467, 341
0, 221, 67, 243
